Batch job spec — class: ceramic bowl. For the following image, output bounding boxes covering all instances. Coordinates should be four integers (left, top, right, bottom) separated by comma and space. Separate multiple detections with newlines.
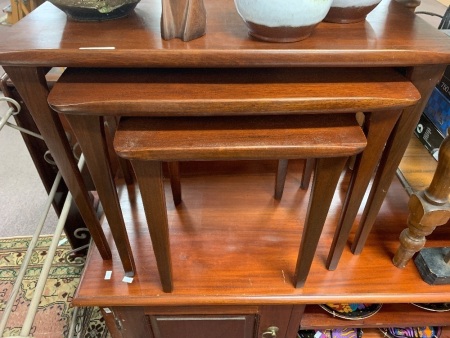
324, 0, 381, 23
49, 0, 140, 21
234, 0, 333, 42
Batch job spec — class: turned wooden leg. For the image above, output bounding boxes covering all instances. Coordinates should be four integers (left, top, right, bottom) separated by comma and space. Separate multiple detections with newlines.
393, 135, 450, 268
161, 0, 207, 42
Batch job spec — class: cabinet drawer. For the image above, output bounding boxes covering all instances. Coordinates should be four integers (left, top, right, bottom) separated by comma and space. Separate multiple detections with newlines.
149, 314, 256, 338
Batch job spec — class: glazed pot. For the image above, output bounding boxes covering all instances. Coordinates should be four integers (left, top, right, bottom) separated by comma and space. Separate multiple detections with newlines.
324, 0, 381, 23
49, 0, 140, 21
234, 0, 333, 42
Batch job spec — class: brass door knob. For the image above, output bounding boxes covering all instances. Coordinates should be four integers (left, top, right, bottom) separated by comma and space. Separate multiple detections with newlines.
262, 326, 279, 337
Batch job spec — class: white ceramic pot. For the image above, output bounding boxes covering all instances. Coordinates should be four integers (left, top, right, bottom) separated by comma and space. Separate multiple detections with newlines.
234, 0, 333, 42
324, 0, 381, 23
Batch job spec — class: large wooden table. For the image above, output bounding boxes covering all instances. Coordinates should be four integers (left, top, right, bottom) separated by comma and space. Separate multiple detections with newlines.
1, 0, 449, 269
1, 0, 450, 335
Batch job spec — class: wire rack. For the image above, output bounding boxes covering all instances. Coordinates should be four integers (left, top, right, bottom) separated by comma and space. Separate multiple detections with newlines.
0, 89, 92, 338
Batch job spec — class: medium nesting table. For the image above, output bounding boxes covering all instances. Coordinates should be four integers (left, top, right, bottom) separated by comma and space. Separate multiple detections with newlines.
47, 66, 420, 287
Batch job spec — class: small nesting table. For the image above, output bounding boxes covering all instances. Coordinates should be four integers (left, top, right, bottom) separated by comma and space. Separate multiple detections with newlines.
113, 114, 367, 292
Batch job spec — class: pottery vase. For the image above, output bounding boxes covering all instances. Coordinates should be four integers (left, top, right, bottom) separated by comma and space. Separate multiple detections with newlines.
234, 0, 333, 42
324, 0, 381, 23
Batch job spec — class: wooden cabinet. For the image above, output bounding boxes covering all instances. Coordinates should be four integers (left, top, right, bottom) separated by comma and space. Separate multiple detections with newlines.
75, 159, 450, 338
103, 305, 301, 338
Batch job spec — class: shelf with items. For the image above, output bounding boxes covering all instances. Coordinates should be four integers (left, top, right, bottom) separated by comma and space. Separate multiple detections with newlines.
300, 303, 450, 330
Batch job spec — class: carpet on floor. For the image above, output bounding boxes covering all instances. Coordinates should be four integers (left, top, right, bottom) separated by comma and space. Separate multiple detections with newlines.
0, 235, 109, 337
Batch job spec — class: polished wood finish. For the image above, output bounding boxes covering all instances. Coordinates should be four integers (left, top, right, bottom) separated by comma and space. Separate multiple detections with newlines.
74, 164, 450, 336
398, 137, 438, 193
49, 65, 418, 277
294, 156, 348, 287
0, 0, 444, 277
161, 0, 206, 41
3, 66, 112, 261
48, 67, 420, 116
115, 115, 366, 291
393, 134, 450, 267
351, 65, 446, 255
326, 109, 403, 269
300, 159, 315, 190
114, 115, 367, 161
149, 314, 255, 338
130, 160, 173, 292
167, 162, 182, 206
0, 0, 449, 68
1, 0, 450, 335
64, 114, 136, 276
274, 159, 289, 200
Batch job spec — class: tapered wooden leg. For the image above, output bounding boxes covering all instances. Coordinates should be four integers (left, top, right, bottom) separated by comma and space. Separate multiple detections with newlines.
274, 159, 289, 200
4, 66, 112, 260
104, 116, 134, 185
294, 157, 348, 288
168, 161, 182, 206
65, 114, 136, 276
300, 158, 315, 190
326, 110, 401, 271
131, 160, 173, 293
351, 65, 447, 256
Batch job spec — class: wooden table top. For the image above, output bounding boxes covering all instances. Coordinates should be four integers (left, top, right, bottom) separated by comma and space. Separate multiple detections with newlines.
74, 162, 450, 307
1, 0, 450, 67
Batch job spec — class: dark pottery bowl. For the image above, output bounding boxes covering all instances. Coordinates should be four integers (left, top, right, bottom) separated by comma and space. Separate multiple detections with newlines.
49, 0, 140, 21
324, 0, 381, 24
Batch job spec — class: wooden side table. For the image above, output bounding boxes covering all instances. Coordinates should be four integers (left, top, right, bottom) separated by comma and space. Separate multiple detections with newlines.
0, 0, 449, 283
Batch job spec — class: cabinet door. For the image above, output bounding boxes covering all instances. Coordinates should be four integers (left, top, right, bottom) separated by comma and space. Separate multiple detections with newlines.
149, 314, 256, 338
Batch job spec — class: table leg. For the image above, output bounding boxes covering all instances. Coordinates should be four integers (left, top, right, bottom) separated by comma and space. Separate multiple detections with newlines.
64, 114, 136, 276
0, 79, 90, 250
326, 109, 402, 270
104, 116, 135, 186
300, 158, 315, 190
393, 134, 450, 268
274, 159, 289, 200
3, 66, 111, 260
351, 65, 447, 255
168, 161, 182, 206
295, 157, 348, 288
131, 160, 173, 293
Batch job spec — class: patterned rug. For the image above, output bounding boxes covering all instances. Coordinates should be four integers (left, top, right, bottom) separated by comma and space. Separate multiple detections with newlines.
0, 235, 109, 337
